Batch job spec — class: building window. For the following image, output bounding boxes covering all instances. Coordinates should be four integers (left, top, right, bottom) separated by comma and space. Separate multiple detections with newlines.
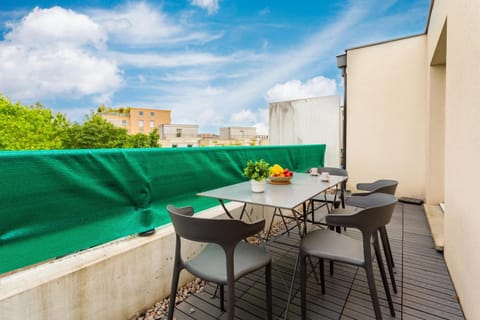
150, 112, 155, 117
139, 111, 144, 116
150, 120, 155, 128
176, 128, 182, 137
121, 120, 127, 126
138, 120, 144, 127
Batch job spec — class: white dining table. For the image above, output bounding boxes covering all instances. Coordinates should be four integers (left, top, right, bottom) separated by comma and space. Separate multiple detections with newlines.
197, 172, 348, 238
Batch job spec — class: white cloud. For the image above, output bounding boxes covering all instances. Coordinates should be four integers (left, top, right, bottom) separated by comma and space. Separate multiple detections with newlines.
265, 76, 337, 102
190, 0, 219, 15
113, 51, 235, 68
92, 2, 221, 45
0, 6, 122, 102
229, 108, 269, 135
254, 108, 269, 135
91, 2, 180, 45
230, 109, 256, 123
5, 6, 106, 49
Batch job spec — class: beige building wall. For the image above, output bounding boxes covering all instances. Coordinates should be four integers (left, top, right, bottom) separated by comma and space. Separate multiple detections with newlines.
437, 1, 480, 318
220, 127, 257, 140
345, 1, 480, 317
101, 108, 171, 134
159, 124, 200, 147
346, 35, 428, 198
129, 108, 171, 134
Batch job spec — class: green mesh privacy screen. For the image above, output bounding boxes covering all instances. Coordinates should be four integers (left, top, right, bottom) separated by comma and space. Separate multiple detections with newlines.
0, 144, 325, 274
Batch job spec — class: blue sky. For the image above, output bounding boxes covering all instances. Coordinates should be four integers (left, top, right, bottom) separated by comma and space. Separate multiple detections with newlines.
0, 0, 429, 134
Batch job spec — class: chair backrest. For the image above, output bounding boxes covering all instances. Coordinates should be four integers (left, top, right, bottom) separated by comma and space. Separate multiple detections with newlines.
326, 193, 397, 235
167, 205, 265, 248
318, 167, 348, 178
357, 179, 398, 195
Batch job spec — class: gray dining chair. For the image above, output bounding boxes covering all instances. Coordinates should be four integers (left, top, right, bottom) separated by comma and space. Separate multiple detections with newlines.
354, 179, 398, 196
166, 205, 272, 320
300, 193, 397, 320
347, 179, 399, 293
308, 167, 348, 225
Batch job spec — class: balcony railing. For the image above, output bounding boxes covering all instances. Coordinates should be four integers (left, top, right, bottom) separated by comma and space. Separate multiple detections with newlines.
0, 144, 325, 275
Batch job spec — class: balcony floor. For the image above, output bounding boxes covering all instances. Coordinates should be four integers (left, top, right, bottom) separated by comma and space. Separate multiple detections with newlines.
168, 203, 464, 320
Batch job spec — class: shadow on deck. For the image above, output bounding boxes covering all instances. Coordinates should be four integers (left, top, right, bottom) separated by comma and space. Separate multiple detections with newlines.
168, 203, 464, 320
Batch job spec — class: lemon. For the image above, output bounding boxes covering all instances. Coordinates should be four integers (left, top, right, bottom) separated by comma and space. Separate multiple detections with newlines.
269, 164, 284, 176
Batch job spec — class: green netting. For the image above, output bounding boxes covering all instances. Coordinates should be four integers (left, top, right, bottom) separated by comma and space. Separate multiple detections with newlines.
0, 144, 325, 274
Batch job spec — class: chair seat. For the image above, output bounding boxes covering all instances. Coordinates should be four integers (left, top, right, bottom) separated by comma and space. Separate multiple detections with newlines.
346, 193, 395, 208
300, 229, 372, 266
185, 241, 271, 284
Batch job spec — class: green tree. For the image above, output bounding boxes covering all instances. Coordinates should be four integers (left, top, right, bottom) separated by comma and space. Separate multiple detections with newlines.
62, 114, 129, 149
148, 128, 160, 147
0, 95, 69, 150
125, 133, 150, 148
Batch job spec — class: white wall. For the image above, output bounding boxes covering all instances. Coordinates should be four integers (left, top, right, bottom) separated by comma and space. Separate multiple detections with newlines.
269, 95, 341, 167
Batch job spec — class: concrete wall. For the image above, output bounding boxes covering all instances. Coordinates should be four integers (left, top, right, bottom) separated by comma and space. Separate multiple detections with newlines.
439, 1, 480, 318
345, 36, 428, 198
0, 202, 273, 320
269, 96, 341, 167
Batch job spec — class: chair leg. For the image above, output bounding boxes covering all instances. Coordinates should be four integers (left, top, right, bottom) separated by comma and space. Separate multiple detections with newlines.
167, 266, 181, 320
266, 263, 272, 320
310, 200, 316, 224
227, 280, 235, 320
364, 261, 383, 320
319, 258, 326, 294
381, 226, 396, 268
300, 253, 308, 320
220, 284, 225, 311
374, 240, 395, 317
379, 227, 397, 293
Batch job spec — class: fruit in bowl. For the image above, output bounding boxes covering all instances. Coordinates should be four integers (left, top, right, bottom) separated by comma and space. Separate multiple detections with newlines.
269, 164, 293, 183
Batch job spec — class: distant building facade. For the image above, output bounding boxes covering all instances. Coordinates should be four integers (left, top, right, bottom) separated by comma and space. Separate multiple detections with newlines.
159, 124, 200, 147
197, 127, 268, 146
220, 127, 256, 140
100, 107, 171, 134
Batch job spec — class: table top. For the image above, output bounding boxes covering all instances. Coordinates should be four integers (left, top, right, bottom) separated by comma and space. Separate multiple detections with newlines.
197, 173, 347, 210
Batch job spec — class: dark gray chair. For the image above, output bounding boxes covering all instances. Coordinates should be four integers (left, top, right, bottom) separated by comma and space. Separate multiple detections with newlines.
354, 179, 398, 196
167, 205, 272, 320
308, 167, 348, 225
347, 179, 399, 293
300, 193, 397, 320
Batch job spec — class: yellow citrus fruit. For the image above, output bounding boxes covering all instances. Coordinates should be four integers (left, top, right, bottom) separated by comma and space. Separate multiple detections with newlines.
269, 164, 284, 176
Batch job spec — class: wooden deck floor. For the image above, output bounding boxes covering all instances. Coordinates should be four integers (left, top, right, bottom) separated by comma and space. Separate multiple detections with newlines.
169, 203, 464, 320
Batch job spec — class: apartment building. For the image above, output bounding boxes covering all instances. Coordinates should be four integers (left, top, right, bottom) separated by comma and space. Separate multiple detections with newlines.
219, 126, 256, 140
159, 124, 200, 147
100, 107, 171, 134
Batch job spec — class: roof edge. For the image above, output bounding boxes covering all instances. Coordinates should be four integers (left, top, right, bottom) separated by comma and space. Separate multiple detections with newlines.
425, 0, 435, 34
345, 33, 425, 52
